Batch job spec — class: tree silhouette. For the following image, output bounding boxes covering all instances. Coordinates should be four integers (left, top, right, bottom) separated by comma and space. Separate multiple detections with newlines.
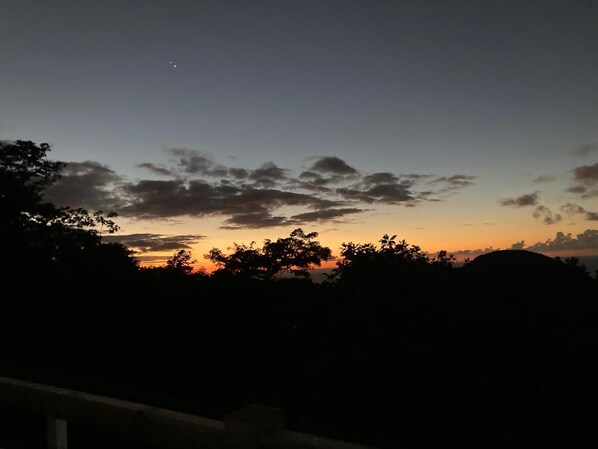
329, 233, 454, 285
0, 139, 132, 281
166, 249, 197, 274
1, 140, 64, 230
206, 228, 332, 280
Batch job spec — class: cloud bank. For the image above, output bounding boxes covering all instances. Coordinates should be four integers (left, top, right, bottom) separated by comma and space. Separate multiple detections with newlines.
451, 229, 598, 260
45, 152, 477, 230
102, 233, 205, 253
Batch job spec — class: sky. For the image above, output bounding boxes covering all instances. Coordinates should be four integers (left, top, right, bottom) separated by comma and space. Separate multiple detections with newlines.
2, 0, 598, 271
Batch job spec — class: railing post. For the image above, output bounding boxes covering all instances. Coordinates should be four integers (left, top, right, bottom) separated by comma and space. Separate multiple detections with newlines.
47, 416, 68, 449
224, 404, 284, 449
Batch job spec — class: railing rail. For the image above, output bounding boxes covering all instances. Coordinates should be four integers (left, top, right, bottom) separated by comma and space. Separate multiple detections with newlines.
0, 376, 377, 449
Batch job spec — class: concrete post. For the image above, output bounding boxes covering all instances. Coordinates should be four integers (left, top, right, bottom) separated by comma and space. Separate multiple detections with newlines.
47, 416, 68, 449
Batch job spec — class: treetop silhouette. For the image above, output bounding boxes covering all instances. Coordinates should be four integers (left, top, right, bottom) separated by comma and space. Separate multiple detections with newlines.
205, 228, 333, 280
0, 139, 131, 278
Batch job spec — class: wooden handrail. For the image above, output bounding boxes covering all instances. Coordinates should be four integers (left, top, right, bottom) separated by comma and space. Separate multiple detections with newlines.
0, 376, 378, 449
0, 376, 224, 448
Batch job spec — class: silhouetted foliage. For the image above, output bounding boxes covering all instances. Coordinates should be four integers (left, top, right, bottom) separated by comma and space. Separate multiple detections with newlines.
166, 249, 196, 274
556, 255, 591, 277
0, 140, 132, 285
1, 140, 119, 236
206, 228, 333, 280
329, 233, 455, 289
0, 140, 65, 227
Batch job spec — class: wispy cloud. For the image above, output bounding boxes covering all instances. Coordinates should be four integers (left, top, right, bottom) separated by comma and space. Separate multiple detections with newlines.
499, 192, 539, 207
497, 191, 596, 225
570, 143, 598, 157
533, 175, 556, 183
532, 205, 562, 225
429, 175, 477, 194
560, 203, 598, 221
103, 233, 206, 253
170, 149, 229, 177
137, 162, 173, 176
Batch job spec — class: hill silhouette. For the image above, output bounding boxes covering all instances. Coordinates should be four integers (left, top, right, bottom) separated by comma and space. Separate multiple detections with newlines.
463, 249, 562, 276
459, 249, 594, 298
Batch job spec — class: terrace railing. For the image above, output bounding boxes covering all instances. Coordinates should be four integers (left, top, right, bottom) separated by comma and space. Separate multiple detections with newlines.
0, 376, 376, 449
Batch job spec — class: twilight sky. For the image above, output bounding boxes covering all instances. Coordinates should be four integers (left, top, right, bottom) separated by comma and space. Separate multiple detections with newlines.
2, 0, 598, 269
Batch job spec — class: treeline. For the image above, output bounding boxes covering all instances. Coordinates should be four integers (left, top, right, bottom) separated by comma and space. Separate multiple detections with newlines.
2, 140, 598, 448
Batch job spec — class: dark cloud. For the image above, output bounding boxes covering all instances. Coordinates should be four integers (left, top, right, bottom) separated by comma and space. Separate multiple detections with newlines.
364, 183, 415, 204
526, 229, 598, 252
296, 157, 361, 189
289, 208, 366, 223
342, 180, 414, 204
430, 175, 477, 193
229, 167, 250, 179
362, 172, 399, 186
43, 161, 123, 210
568, 162, 598, 198
294, 171, 335, 192
533, 175, 556, 183
222, 207, 365, 230
137, 163, 173, 176
335, 171, 421, 205
222, 188, 340, 215
573, 162, 598, 185
170, 149, 228, 177
336, 183, 414, 205
220, 212, 289, 229
298, 170, 324, 181
308, 156, 359, 176
120, 179, 339, 221
103, 233, 205, 253
41, 153, 476, 229
510, 241, 526, 250
532, 205, 562, 225
561, 202, 587, 215
248, 162, 289, 187
402, 173, 435, 180
566, 185, 587, 194
561, 203, 598, 221
499, 192, 539, 207
171, 150, 289, 188
570, 143, 598, 157
497, 195, 587, 226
